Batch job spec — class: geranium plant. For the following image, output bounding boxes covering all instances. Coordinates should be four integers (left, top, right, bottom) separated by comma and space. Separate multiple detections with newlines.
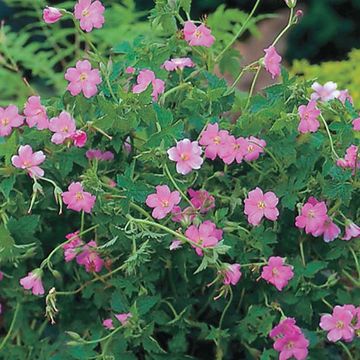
0, 0, 359, 359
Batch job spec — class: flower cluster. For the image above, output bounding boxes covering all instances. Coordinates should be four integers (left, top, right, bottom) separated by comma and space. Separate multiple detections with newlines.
270, 318, 309, 360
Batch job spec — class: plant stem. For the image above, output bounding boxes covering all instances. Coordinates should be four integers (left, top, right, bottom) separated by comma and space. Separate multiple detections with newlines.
319, 113, 340, 160
0, 302, 20, 351
338, 341, 354, 360
245, 65, 261, 110
272, 8, 294, 47
215, 0, 261, 63
349, 246, 360, 280
299, 239, 306, 266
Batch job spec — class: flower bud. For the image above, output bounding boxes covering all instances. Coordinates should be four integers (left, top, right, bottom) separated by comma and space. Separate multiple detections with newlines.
43, 7, 63, 24
285, 0, 297, 8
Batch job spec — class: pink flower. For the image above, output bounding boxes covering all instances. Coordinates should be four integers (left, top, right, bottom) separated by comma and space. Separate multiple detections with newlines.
0, 105, 24, 137
311, 81, 340, 102
352, 117, 360, 131
76, 240, 104, 272
49, 111, 76, 145
183, 21, 215, 47
298, 100, 321, 133
270, 318, 309, 360
71, 130, 87, 147
62, 182, 96, 213
103, 318, 114, 330
63, 231, 84, 262
342, 221, 360, 241
65, 60, 101, 98
115, 313, 132, 325
0, 272, 3, 281
337, 145, 360, 170
223, 264, 242, 286
43, 7, 62, 24
338, 90, 353, 105
125, 66, 135, 74
185, 220, 222, 256
261, 256, 294, 291
188, 188, 215, 213
132, 69, 165, 101
145, 185, 181, 219
218, 135, 246, 164
20, 269, 44, 296
74, 0, 105, 32
312, 217, 340, 243
244, 187, 279, 226
167, 139, 203, 175
11, 145, 46, 178
264, 46, 282, 79
171, 206, 196, 225
274, 332, 309, 360
24, 96, 49, 130
86, 149, 114, 161
242, 136, 266, 162
199, 123, 231, 160
162, 58, 195, 71
295, 198, 328, 235
169, 240, 182, 251
320, 306, 355, 342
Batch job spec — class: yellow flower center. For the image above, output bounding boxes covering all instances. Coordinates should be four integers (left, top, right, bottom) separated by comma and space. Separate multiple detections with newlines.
308, 210, 315, 218
76, 192, 84, 201
336, 321, 344, 329
80, 73, 88, 81
82, 9, 90, 17
1, 117, 9, 126
257, 201, 266, 209
195, 30, 202, 38
248, 145, 254, 152
180, 153, 189, 161
213, 136, 221, 144
161, 200, 169, 208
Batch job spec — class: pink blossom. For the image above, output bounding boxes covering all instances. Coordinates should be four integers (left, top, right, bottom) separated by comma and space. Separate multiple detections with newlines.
62, 182, 96, 213
0, 105, 24, 137
270, 318, 309, 360
0, 272, 3, 281
264, 46, 282, 79
242, 136, 266, 162
115, 313, 132, 325
162, 58, 195, 71
63, 231, 84, 262
199, 123, 230, 160
188, 188, 215, 213
49, 111, 76, 145
169, 240, 182, 250
352, 117, 360, 131
146, 185, 181, 219
244, 187, 279, 226
103, 318, 114, 330
320, 305, 355, 342
342, 221, 360, 241
218, 135, 245, 164
86, 149, 114, 161
312, 217, 340, 243
74, 0, 105, 32
185, 220, 222, 256
24, 96, 49, 130
171, 206, 196, 225
132, 69, 165, 101
11, 145, 46, 178
295, 198, 328, 235
20, 269, 44, 296
338, 90, 353, 105
298, 100, 321, 133
71, 130, 87, 147
261, 256, 294, 291
65, 60, 101, 98
223, 264, 242, 286
125, 66, 135, 74
274, 332, 309, 360
167, 139, 203, 175
43, 7, 62, 24
183, 21, 215, 47
337, 145, 360, 170
311, 81, 340, 102
76, 240, 104, 273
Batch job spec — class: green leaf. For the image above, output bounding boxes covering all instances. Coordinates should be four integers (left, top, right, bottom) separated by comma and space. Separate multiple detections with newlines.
137, 296, 160, 316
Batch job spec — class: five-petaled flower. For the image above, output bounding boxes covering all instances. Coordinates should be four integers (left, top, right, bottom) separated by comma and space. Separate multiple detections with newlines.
183, 21, 215, 47
62, 182, 96, 213
145, 185, 181, 220
298, 100, 321, 133
264, 46, 282, 79
65, 60, 102, 98
12, 145, 46, 178
261, 256, 294, 291
74, 0, 105, 32
49, 111, 77, 145
0, 105, 24, 137
20, 269, 45, 296
24, 96, 49, 130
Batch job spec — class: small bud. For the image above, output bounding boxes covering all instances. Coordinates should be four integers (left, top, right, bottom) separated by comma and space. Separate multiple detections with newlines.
285, 0, 297, 8
66, 331, 83, 341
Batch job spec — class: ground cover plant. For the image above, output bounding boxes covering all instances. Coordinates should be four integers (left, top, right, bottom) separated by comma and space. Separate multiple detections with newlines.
0, 0, 359, 359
